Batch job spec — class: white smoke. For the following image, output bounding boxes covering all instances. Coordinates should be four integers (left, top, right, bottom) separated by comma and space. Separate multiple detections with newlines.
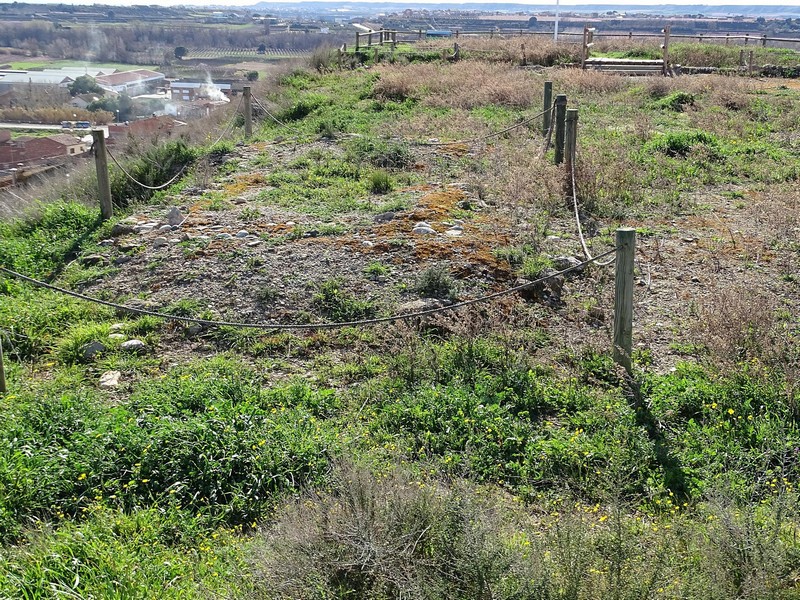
204, 71, 230, 103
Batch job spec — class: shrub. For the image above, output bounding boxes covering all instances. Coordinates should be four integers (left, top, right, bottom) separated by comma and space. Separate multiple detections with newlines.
312, 279, 377, 322
415, 264, 457, 300
368, 170, 393, 194
646, 130, 718, 158
656, 91, 695, 112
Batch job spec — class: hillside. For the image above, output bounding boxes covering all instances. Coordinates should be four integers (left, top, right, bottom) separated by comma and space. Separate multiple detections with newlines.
1, 41, 799, 598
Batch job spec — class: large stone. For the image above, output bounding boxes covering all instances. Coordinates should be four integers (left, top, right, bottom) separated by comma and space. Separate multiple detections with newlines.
374, 211, 396, 223
166, 206, 185, 226
551, 255, 583, 272
99, 370, 122, 389
153, 237, 169, 248
120, 339, 147, 354
81, 341, 106, 361
110, 222, 135, 237
80, 254, 108, 266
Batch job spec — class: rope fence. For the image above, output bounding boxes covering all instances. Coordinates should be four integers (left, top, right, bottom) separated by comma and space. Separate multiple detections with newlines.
0, 249, 615, 332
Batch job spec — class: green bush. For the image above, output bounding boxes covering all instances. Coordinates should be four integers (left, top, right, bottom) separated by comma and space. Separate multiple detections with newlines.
415, 264, 457, 300
368, 169, 393, 194
646, 130, 718, 158
655, 91, 695, 112
312, 279, 377, 322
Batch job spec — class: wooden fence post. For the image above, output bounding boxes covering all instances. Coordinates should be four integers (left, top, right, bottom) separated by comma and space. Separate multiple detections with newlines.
762, 34, 767, 48
748, 50, 755, 76
661, 25, 671, 76
613, 228, 636, 374
543, 81, 553, 136
243, 86, 253, 139
0, 334, 6, 395
554, 94, 567, 165
565, 108, 578, 177
355, 32, 360, 51
92, 129, 112, 221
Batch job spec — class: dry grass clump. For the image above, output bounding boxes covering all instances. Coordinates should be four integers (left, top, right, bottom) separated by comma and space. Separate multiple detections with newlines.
479, 138, 564, 220
574, 144, 644, 217
425, 36, 580, 66
373, 62, 535, 109
386, 108, 490, 143
549, 67, 631, 95
690, 287, 798, 397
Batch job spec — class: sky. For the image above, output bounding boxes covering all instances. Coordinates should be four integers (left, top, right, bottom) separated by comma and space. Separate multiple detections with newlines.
23, 0, 800, 5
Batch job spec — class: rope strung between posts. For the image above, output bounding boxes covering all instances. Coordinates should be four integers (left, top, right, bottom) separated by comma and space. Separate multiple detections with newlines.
413, 103, 553, 147
250, 93, 286, 128
209, 95, 245, 147
540, 103, 557, 158
106, 147, 189, 191
570, 154, 615, 267
0, 249, 615, 332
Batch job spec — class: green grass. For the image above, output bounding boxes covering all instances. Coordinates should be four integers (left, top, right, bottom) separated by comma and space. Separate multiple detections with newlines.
2, 47, 800, 598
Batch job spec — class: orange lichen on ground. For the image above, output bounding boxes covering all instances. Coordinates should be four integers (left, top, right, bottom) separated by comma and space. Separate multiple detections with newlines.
224, 172, 269, 196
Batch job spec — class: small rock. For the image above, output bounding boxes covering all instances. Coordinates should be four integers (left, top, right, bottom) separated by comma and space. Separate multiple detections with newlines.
187, 323, 203, 336
120, 339, 147, 354
108, 333, 126, 341
109, 323, 125, 331
445, 228, 463, 237
216, 233, 233, 240
546, 235, 561, 241
80, 254, 108, 266
110, 222, 135, 237
209, 225, 225, 231
159, 224, 172, 232
119, 243, 139, 253
413, 226, 437, 235
247, 240, 262, 247
362, 240, 374, 248
551, 255, 583, 272
97, 239, 114, 247
691, 276, 700, 283
374, 211, 396, 223
236, 230, 250, 238
113, 256, 133, 266
99, 370, 121, 389
165, 206, 184, 226
456, 199, 472, 210
588, 306, 605, 322
196, 235, 210, 241
153, 237, 169, 248
285, 221, 296, 226
134, 225, 154, 234
180, 232, 191, 242
81, 341, 106, 361
233, 198, 246, 205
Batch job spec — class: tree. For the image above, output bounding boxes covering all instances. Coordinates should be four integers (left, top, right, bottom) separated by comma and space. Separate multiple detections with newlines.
527, 16, 538, 28
174, 46, 188, 59
246, 71, 259, 81
257, 43, 266, 54
68, 75, 104, 97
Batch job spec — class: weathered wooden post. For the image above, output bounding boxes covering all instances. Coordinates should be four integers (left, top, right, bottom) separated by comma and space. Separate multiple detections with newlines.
762, 34, 768, 48
243, 86, 253, 139
744, 34, 749, 46
0, 335, 6, 395
554, 94, 567, 165
92, 129, 112, 221
355, 32, 360, 51
726, 33, 730, 45
748, 50, 755, 76
613, 228, 636, 374
565, 108, 578, 176
661, 25, 671, 77
368, 32, 373, 47
543, 81, 553, 136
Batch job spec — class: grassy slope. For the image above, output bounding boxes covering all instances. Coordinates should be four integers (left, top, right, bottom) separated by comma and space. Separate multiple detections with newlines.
1, 44, 800, 598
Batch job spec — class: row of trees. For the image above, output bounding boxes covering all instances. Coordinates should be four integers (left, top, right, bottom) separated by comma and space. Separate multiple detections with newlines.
0, 22, 346, 64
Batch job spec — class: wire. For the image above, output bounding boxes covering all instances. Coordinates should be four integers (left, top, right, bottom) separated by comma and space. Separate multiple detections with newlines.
0, 249, 616, 332
251, 94, 286, 128
106, 147, 188, 191
209, 95, 245, 148
540, 103, 557, 158
413, 104, 552, 147
570, 155, 615, 267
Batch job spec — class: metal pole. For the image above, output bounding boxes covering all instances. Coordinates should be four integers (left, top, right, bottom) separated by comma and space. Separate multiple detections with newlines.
554, 0, 560, 42
92, 129, 113, 221
543, 81, 553, 136
613, 228, 636, 374
243, 86, 253, 139
554, 94, 567, 165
